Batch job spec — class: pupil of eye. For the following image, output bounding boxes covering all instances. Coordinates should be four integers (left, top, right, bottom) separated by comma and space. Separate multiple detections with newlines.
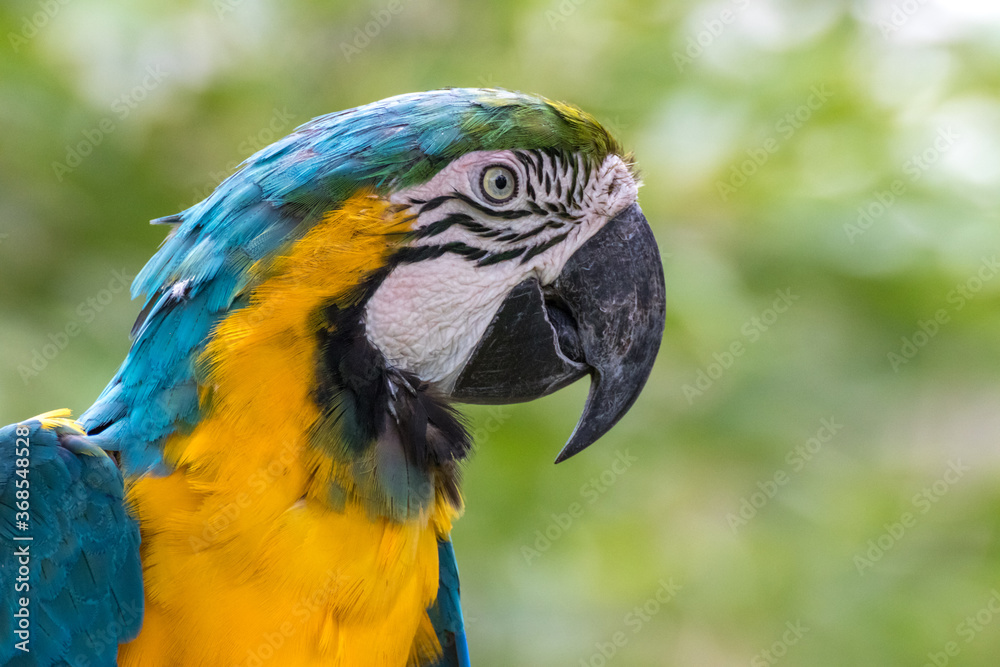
494, 174, 508, 191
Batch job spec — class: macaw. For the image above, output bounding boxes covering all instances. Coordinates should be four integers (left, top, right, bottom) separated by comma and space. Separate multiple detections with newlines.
0, 88, 665, 666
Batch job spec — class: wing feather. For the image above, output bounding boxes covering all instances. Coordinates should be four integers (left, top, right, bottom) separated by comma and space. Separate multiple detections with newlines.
0, 415, 143, 666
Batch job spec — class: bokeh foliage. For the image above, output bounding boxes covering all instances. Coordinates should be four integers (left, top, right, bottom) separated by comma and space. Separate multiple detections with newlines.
2, 0, 1000, 664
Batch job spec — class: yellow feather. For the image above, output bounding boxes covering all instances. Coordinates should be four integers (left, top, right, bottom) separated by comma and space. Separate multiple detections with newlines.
120, 194, 458, 666
29, 408, 85, 434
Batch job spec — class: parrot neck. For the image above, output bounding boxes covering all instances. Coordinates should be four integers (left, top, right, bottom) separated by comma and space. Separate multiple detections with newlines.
159, 192, 469, 521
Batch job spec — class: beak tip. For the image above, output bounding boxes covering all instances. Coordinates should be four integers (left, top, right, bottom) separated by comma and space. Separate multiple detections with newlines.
553, 442, 585, 464
550, 385, 616, 464
553, 446, 575, 464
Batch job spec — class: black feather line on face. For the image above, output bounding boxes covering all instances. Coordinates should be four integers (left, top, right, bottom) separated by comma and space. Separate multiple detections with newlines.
413, 212, 500, 239
504, 219, 565, 243
520, 231, 571, 264
313, 268, 471, 510
395, 241, 489, 264
398, 148, 595, 271
476, 246, 526, 266
567, 157, 580, 208
412, 193, 535, 221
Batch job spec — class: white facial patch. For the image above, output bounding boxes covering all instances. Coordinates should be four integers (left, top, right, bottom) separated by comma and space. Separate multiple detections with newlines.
364, 150, 638, 391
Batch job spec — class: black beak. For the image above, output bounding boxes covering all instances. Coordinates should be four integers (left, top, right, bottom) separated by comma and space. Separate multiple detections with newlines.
451, 203, 666, 462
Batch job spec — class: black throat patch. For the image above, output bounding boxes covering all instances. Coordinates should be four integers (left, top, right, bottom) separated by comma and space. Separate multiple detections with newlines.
312, 270, 471, 517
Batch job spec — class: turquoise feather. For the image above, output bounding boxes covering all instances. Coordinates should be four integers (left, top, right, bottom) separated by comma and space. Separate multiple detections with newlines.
428, 539, 471, 667
0, 420, 143, 666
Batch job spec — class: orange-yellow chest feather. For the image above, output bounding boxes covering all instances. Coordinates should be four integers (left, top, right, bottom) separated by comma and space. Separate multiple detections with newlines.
119, 196, 455, 666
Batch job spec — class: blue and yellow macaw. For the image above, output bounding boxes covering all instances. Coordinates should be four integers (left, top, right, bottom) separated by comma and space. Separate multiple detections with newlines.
0, 88, 665, 666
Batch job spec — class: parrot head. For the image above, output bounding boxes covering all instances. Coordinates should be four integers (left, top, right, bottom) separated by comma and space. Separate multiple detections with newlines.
363, 126, 664, 463
86, 88, 665, 513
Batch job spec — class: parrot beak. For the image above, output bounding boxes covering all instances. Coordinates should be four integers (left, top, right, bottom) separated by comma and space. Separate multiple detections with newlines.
451, 203, 666, 462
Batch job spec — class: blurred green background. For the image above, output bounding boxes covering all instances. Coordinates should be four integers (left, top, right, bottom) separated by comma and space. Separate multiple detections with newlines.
3, 0, 1000, 664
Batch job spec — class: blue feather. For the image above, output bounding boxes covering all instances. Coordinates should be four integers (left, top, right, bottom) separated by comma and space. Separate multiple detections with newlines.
427, 538, 471, 667
0, 420, 143, 666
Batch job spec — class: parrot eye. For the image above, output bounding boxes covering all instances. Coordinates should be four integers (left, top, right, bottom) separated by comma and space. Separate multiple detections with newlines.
479, 165, 518, 204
